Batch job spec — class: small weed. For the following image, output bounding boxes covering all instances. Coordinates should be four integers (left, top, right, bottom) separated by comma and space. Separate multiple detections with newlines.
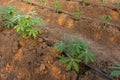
54, 36, 95, 72
101, 15, 112, 20
110, 65, 120, 76
100, 15, 112, 26
53, 0, 62, 13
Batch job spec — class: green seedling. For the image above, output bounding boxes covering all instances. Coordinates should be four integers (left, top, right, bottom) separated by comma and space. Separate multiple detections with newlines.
110, 65, 120, 76
74, 9, 81, 20
101, 15, 112, 25
101, 0, 106, 4
114, 3, 120, 6
54, 36, 95, 72
28, 10, 38, 16
12, 11, 44, 38
83, 0, 88, 5
101, 15, 112, 21
53, 0, 62, 13
26, 0, 32, 3
39, 0, 48, 4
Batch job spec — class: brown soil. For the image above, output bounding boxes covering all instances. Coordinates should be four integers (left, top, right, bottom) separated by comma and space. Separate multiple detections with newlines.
0, 0, 120, 80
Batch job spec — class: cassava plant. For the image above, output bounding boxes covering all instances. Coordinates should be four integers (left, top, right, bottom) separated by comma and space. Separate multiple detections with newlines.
0, 6, 19, 28
54, 36, 95, 72
53, 0, 62, 13
110, 65, 120, 77
11, 11, 44, 38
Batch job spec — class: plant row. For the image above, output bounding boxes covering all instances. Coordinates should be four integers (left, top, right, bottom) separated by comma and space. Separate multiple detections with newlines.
0, 5, 44, 38
0, 5, 119, 78
23, 0, 120, 30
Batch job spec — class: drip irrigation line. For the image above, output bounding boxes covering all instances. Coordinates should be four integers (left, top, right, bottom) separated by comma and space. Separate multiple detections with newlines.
21, 0, 120, 31
38, 34, 115, 80
68, 0, 120, 11
82, 62, 115, 80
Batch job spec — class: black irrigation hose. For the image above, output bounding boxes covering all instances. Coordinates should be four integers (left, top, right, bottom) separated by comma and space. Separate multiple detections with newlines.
21, 0, 120, 31
82, 62, 115, 80
67, 0, 120, 12
38, 34, 115, 80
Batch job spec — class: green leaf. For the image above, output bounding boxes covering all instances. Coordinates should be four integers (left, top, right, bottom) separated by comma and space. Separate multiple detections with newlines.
83, 0, 88, 4
101, 15, 112, 21
85, 49, 95, 64
26, 0, 32, 3
32, 18, 44, 26
73, 61, 79, 72
110, 65, 120, 70
28, 10, 38, 16
78, 52, 85, 59
74, 9, 81, 20
110, 71, 120, 76
59, 56, 70, 63
54, 41, 65, 53
66, 61, 72, 71
114, 3, 120, 6
53, 0, 62, 13
40, 0, 48, 3
3, 20, 14, 28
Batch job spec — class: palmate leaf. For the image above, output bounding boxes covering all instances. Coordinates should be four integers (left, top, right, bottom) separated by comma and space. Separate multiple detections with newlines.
0, 6, 16, 19
32, 18, 44, 26
60, 56, 80, 72
54, 36, 95, 72
21, 32, 27, 38
11, 14, 23, 22
110, 65, 120, 70
54, 41, 65, 53
66, 61, 72, 71
7, 6, 16, 14
59, 56, 70, 63
85, 49, 95, 64
3, 20, 14, 28
65, 58, 80, 72
110, 71, 120, 76
27, 27, 39, 38
67, 40, 88, 56
78, 52, 85, 59
73, 61, 79, 72
110, 65, 120, 76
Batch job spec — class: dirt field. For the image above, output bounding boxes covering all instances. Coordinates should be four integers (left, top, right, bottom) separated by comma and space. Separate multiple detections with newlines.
0, 0, 120, 80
